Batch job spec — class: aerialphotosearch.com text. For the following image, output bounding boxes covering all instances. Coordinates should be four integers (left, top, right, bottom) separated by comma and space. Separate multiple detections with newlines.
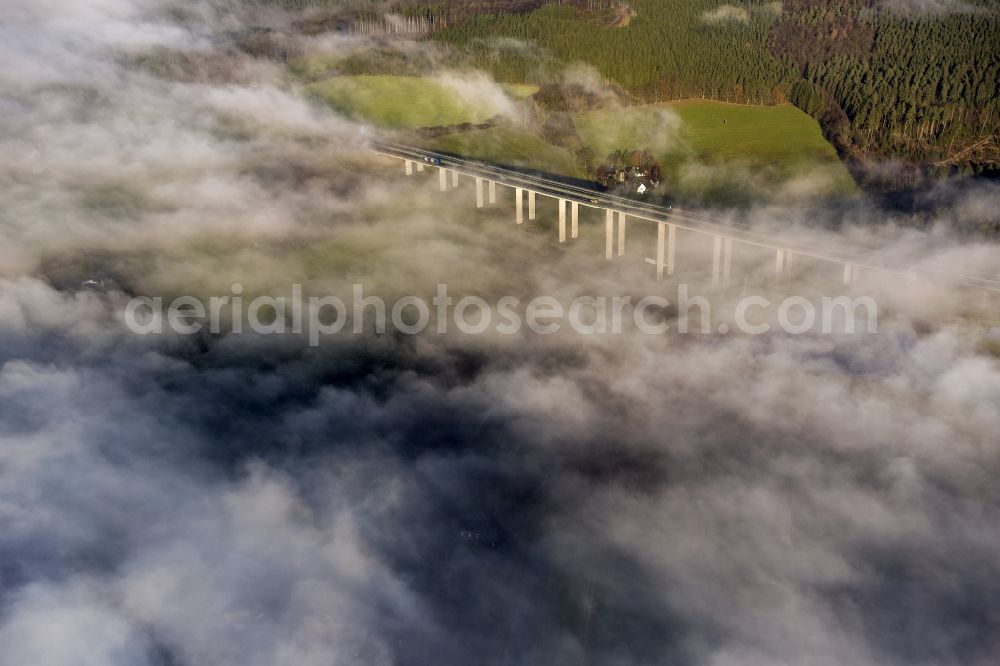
123, 283, 878, 345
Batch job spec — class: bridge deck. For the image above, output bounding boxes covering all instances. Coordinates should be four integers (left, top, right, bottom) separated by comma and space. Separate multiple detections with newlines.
372, 141, 1000, 293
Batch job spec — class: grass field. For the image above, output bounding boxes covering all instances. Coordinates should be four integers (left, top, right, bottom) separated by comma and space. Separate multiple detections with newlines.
308, 75, 535, 130
426, 126, 583, 178
576, 100, 857, 203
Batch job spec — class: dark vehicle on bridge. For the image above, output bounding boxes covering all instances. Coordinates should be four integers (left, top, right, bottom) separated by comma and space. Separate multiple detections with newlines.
595, 149, 664, 199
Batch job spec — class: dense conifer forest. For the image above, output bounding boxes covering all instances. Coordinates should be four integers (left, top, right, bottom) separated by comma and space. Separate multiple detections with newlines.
782, 8, 999, 163
413, 0, 1000, 190
431, 1, 791, 103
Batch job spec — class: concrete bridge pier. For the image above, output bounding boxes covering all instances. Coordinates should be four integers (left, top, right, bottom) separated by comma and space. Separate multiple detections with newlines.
571, 202, 579, 239
775, 249, 787, 277
528, 191, 536, 220
605, 210, 626, 259
605, 209, 614, 260
668, 224, 677, 277
558, 199, 567, 243
712, 236, 723, 286
489, 180, 496, 204
405, 160, 413, 176
843, 263, 854, 285
417, 162, 425, 172
452, 170, 459, 188
650, 222, 678, 280
515, 188, 524, 225
722, 238, 734, 286
617, 212, 626, 257
656, 222, 667, 280
475, 177, 484, 208
439, 168, 448, 192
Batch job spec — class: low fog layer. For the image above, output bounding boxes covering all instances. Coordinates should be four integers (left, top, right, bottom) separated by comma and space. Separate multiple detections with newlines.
1, 2, 999, 665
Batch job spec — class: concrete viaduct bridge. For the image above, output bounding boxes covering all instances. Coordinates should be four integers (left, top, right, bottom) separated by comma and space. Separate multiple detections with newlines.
372, 141, 1000, 294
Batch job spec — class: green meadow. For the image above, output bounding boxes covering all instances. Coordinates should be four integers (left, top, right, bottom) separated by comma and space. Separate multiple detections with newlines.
427, 126, 583, 178
307, 75, 533, 129
576, 100, 857, 203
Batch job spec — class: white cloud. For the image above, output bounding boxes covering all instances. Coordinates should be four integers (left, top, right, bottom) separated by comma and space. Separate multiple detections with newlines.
1, 0, 999, 664
702, 4, 750, 23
